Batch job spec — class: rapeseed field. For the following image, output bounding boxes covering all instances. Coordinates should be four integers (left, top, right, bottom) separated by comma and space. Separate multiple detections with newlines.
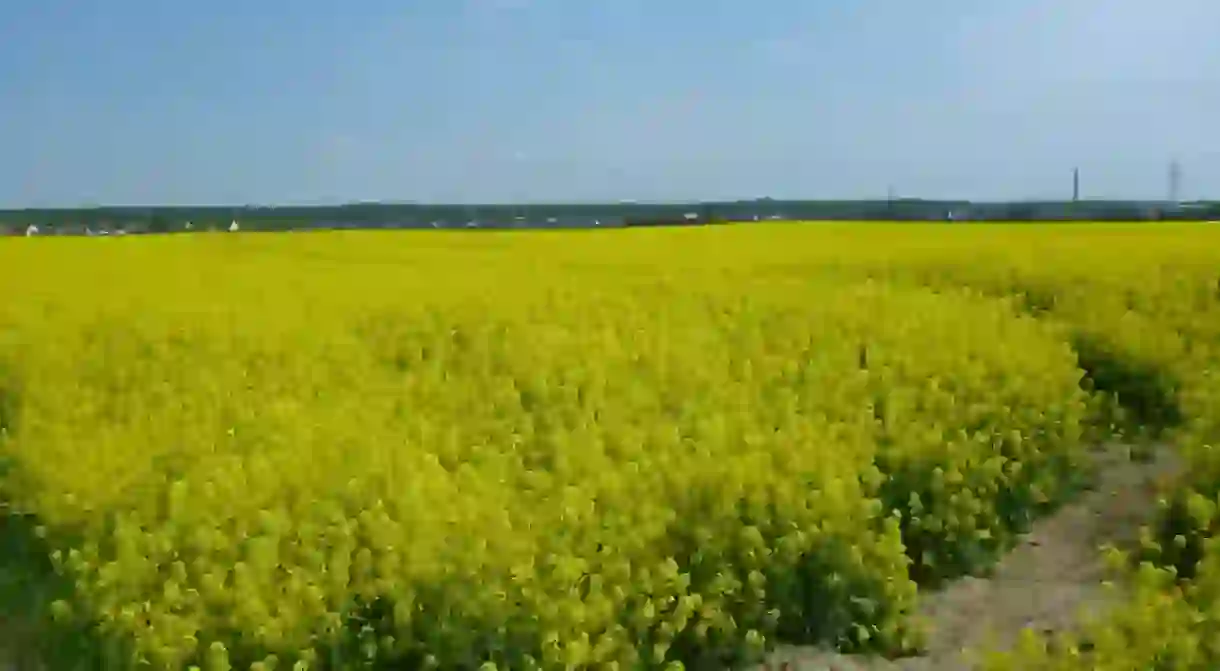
2, 223, 1220, 669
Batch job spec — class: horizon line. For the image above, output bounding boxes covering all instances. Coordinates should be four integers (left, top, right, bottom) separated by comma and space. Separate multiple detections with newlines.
2, 197, 1216, 212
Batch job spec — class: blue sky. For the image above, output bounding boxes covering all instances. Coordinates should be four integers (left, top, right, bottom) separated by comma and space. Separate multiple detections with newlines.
2, 0, 1218, 206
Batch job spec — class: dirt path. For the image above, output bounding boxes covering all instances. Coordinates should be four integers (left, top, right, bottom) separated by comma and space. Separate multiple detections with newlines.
758, 443, 1181, 671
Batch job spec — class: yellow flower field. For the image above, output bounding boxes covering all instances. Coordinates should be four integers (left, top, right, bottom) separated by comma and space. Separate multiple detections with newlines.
2, 223, 1220, 669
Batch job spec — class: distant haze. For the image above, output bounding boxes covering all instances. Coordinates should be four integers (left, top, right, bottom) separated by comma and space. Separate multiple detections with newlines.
2, 0, 1218, 207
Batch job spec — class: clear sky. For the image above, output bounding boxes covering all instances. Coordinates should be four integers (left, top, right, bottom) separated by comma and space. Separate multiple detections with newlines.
2, 0, 1218, 207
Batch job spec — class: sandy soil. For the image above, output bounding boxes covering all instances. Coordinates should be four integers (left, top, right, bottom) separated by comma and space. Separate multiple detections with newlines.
757, 443, 1181, 670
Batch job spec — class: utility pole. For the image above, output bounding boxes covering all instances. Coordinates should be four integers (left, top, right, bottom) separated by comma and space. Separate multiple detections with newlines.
1072, 167, 1080, 202
1169, 159, 1182, 203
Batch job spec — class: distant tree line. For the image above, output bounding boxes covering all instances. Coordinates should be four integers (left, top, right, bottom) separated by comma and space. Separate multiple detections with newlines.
3, 198, 1219, 234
